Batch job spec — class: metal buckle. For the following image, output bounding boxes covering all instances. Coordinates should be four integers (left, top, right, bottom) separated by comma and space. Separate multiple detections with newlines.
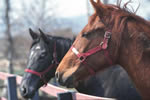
79, 55, 86, 62
104, 31, 111, 39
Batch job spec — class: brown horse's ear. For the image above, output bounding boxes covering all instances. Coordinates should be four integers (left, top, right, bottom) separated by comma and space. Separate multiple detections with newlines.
90, 0, 107, 18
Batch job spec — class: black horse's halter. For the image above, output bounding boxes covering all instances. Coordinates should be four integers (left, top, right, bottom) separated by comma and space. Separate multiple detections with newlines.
25, 42, 58, 86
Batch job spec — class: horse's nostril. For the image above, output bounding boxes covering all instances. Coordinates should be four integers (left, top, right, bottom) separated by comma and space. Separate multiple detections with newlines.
55, 72, 60, 81
21, 86, 27, 95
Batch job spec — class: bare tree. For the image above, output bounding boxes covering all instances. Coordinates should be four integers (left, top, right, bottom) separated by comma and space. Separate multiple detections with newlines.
19, 0, 58, 33
5, 0, 14, 74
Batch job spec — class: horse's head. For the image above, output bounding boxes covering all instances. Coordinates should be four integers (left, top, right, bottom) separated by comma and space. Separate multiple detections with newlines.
56, 0, 124, 87
20, 28, 56, 98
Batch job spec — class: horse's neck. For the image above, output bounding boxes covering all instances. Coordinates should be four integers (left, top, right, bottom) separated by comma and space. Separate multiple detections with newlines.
118, 22, 150, 99
55, 38, 73, 62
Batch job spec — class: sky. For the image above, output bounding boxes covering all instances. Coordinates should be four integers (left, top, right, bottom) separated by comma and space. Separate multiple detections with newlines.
57, 0, 87, 17
1, 0, 150, 19
1, 0, 150, 35
57, 0, 150, 19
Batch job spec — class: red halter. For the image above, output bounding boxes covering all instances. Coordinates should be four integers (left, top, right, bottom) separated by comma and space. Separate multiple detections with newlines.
25, 42, 58, 86
71, 31, 113, 75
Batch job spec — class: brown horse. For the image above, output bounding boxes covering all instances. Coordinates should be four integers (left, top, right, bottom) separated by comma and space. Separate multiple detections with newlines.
56, 0, 150, 99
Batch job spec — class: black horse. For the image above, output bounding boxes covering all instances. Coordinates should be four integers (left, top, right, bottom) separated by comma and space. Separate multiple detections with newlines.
20, 29, 141, 100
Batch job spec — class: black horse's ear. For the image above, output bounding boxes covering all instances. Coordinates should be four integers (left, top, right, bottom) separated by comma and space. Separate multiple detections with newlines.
39, 28, 49, 43
72, 36, 76, 41
29, 28, 38, 40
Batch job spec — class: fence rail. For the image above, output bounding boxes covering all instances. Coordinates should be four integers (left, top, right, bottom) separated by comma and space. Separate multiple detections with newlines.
0, 72, 115, 100
0, 97, 7, 100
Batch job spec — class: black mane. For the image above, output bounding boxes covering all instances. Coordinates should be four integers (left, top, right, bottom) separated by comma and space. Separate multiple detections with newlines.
49, 35, 73, 62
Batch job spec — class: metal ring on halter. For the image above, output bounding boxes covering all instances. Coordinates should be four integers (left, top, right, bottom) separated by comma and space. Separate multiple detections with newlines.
104, 31, 111, 38
79, 55, 87, 62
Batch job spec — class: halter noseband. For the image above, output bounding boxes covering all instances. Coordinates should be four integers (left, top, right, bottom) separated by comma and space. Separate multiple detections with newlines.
25, 42, 58, 86
71, 31, 113, 75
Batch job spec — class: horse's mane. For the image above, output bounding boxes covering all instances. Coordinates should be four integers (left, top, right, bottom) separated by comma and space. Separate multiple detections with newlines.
95, 0, 150, 60
108, 0, 150, 34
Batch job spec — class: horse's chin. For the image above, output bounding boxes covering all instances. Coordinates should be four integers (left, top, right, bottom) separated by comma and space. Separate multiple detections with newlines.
57, 75, 73, 88
63, 75, 81, 88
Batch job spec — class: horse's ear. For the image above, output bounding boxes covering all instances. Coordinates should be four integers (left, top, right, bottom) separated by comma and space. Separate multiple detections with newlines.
72, 36, 76, 41
29, 28, 38, 40
39, 28, 49, 43
90, 0, 107, 18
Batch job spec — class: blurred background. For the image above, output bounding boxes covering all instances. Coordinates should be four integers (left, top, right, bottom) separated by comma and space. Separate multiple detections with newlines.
0, 0, 150, 99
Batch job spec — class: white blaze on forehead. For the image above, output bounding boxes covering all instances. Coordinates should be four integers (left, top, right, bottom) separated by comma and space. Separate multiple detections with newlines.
30, 45, 41, 58
72, 47, 79, 55
30, 51, 34, 58
35, 46, 41, 50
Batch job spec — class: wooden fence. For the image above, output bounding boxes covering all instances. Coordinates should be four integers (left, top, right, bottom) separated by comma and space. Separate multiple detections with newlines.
0, 72, 116, 100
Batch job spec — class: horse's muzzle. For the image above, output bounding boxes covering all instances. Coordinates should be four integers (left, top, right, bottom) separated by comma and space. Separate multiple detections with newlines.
20, 81, 35, 99
55, 71, 74, 88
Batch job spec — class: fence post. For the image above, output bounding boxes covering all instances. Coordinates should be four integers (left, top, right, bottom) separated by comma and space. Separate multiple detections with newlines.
7, 76, 18, 100
57, 92, 73, 100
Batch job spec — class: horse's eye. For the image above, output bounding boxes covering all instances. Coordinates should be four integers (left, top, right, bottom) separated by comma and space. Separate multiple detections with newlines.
40, 52, 46, 59
42, 52, 47, 56
82, 32, 89, 37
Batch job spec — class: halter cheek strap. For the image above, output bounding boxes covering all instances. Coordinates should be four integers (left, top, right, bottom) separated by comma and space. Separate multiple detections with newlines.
25, 42, 58, 86
25, 64, 55, 86
71, 31, 113, 75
